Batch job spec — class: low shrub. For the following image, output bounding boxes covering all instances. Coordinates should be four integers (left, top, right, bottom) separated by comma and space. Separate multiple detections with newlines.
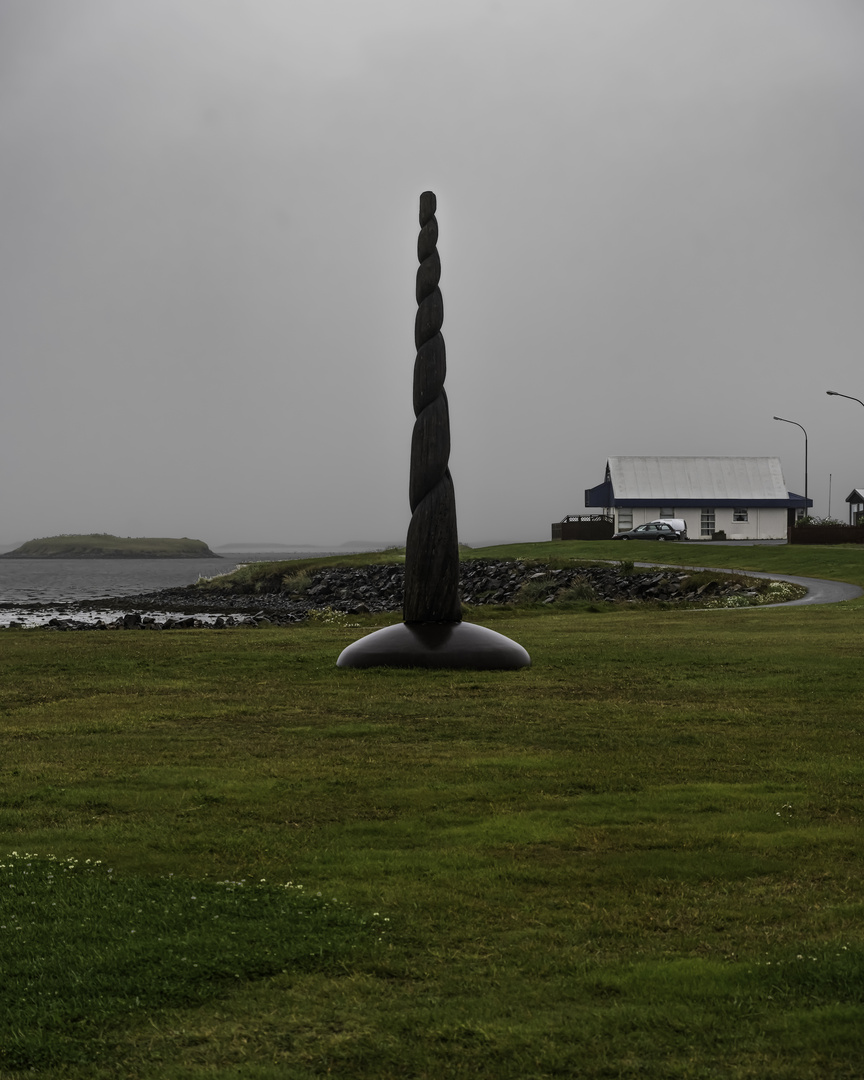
514, 576, 557, 603
557, 580, 598, 602
795, 515, 846, 527
281, 569, 313, 594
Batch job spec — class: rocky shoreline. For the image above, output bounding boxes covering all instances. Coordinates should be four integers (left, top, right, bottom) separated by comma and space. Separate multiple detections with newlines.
2, 559, 791, 630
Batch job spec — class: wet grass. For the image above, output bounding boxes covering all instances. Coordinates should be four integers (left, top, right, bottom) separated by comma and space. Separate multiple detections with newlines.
1, 853, 382, 1072
1, 542, 863, 1077
472, 538, 864, 586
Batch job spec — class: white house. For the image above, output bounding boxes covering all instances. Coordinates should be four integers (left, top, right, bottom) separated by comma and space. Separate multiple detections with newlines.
584, 457, 811, 540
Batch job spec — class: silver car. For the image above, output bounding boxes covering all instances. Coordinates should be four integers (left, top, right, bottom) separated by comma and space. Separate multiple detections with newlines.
612, 521, 683, 542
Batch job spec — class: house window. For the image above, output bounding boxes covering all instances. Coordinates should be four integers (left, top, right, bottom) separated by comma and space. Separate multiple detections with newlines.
660, 508, 674, 518
732, 508, 748, 523
700, 508, 715, 536
617, 508, 633, 530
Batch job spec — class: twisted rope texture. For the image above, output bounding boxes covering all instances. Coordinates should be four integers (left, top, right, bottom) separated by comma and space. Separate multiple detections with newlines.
403, 191, 461, 623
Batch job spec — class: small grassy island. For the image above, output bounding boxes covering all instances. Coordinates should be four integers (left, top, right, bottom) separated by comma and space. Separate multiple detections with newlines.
0, 533, 220, 559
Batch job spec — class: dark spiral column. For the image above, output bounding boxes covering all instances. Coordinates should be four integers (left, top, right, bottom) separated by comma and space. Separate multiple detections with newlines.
403, 191, 462, 624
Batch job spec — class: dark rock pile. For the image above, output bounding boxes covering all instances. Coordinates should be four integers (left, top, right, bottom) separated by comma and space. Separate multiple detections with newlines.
26, 611, 266, 632
462, 561, 762, 605
260, 559, 760, 610
26, 559, 766, 630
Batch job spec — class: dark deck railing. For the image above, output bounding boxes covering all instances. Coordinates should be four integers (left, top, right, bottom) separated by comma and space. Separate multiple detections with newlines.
551, 515, 615, 541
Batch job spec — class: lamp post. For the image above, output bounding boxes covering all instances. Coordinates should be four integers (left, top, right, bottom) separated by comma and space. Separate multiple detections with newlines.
827, 391, 864, 524
773, 416, 808, 520
826, 390, 864, 409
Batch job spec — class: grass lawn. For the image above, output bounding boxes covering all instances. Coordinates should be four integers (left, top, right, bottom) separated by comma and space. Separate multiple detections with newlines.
1, 540, 863, 1078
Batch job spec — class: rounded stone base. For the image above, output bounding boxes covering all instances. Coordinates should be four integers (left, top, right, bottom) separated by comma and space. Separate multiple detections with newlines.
336, 621, 531, 670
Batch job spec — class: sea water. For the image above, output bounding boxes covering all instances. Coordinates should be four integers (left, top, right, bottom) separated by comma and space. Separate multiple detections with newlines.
0, 551, 340, 626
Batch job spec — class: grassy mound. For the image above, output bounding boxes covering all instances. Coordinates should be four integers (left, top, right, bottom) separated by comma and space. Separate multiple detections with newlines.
195, 547, 405, 592
193, 537, 846, 604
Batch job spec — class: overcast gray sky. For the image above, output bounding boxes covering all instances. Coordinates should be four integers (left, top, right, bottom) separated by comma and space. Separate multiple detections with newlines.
2, 0, 863, 548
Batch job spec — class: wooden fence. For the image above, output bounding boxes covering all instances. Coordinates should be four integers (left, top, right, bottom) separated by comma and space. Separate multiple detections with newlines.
788, 525, 864, 544
551, 515, 615, 541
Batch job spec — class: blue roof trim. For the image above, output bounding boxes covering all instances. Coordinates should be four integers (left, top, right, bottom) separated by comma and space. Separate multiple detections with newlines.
585, 481, 614, 505
605, 499, 811, 509
585, 488, 812, 509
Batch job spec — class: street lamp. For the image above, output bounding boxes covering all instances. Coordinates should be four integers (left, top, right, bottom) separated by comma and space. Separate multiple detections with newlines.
827, 391, 864, 524
826, 390, 864, 408
773, 416, 808, 519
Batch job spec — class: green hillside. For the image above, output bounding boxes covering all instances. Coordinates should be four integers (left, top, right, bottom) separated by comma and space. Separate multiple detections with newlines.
0, 533, 219, 559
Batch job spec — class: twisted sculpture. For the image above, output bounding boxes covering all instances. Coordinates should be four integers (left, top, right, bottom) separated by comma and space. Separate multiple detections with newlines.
404, 191, 461, 623
336, 193, 530, 669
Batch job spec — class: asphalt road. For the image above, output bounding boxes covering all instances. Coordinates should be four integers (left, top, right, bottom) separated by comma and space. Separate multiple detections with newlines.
635, 562, 862, 608
726, 570, 861, 607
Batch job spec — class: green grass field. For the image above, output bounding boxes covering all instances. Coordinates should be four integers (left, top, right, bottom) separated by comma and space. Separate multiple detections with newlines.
2, 540, 863, 1078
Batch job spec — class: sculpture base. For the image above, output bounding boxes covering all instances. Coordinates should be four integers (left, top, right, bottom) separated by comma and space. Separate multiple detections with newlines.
336, 621, 531, 670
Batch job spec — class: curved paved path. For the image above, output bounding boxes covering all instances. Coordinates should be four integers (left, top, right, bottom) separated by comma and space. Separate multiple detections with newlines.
635, 563, 862, 608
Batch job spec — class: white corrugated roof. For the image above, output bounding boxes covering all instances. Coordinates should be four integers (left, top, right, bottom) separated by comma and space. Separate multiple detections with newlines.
607, 457, 789, 500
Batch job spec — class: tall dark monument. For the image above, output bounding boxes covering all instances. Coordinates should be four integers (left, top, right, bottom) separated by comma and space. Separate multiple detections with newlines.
337, 193, 530, 670
404, 191, 461, 625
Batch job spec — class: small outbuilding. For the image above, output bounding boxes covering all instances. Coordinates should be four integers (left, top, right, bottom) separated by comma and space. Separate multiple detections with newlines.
584, 456, 811, 540
845, 489, 864, 525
